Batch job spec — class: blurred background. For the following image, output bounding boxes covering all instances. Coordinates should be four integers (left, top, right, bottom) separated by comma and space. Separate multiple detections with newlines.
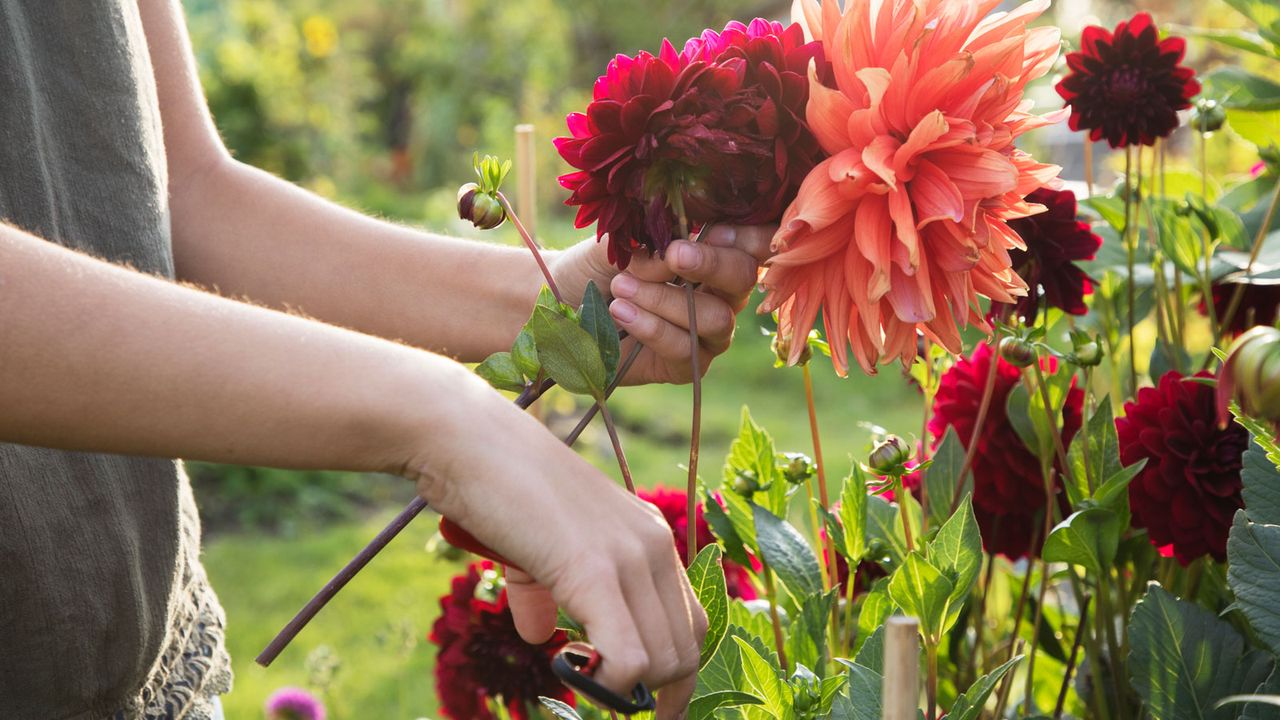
181, 0, 1266, 716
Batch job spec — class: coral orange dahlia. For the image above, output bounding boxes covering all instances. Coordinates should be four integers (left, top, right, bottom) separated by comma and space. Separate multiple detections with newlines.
763, 0, 1065, 375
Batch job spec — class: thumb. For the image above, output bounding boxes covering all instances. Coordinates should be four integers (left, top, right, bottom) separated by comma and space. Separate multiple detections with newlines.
504, 566, 561, 644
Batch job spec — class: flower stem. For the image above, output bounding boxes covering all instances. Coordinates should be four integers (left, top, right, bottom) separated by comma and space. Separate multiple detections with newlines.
1030, 360, 1074, 495
1199, 128, 1223, 347
761, 562, 790, 672
681, 219, 703, 566
1123, 148, 1138, 394
802, 364, 838, 585
496, 192, 563, 304
896, 474, 915, 553
953, 338, 998, 515
1054, 594, 1092, 720
596, 400, 635, 494
926, 640, 939, 720
963, 556, 996, 686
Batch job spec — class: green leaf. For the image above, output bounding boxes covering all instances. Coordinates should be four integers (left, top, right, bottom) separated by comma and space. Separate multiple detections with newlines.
830, 659, 883, 720
696, 624, 749, 697
1174, 25, 1278, 60
1242, 441, 1280, 525
1223, 0, 1280, 31
818, 503, 849, 560
854, 624, 886, 674
929, 495, 982, 632
948, 655, 1024, 720
1238, 669, 1280, 720
1006, 383, 1042, 459
475, 352, 527, 392
688, 545, 730, 669
1228, 511, 1280, 657
527, 305, 607, 398
1129, 583, 1275, 720
855, 576, 896, 661
511, 330, 540, 380
888, 552, 954, 642
721, 488, 760, 555
785, 590, 838, 677
1067, 396, 1122, 506
724, 408, 787, 516
539, 697, 583, 719
754, 504, 823, 603
1206, 67, 1280, 112
704, 492, 752, 566
1043, 508, 1122, 578
1083, 196, 1128, 232
534, 285, 560, 312
1227, 109, 1280, 150
866, 493, 921, 570
1234, 411, 1280, 469
923, 427, 971, 530
577, 281, 620, 386
733, 636, 790, 719
688, 691, 764, 720
839, 466, 869, 563
1093, 460, 1145, 510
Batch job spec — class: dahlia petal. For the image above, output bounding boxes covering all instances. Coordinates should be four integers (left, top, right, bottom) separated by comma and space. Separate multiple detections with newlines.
862, 135, 901, 189
887, 261, 935, 322
806, 64, 856, 154
769, 213, 856, 266
855, 194, 894, 300
775, 158, 847, 248
930, 148, 1019, 199
888, 188, 920, 269
894, 111, 949, 177
910, 160, 965, 227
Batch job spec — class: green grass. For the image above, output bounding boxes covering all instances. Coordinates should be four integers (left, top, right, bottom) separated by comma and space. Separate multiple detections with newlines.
204, 510, 464, 719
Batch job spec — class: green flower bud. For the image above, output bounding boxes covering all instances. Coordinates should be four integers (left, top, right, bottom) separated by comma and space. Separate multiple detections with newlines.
781, 452, 815, 485
998, 336, 1036, 368
792, 675, 821, 714
772, 330, 812, 367
1221, 326, 1280, 425
457, 182, 506, 230
868, 435, 911, 476
731, 469, 761, 497
1069, 329, 1104, 367
1193, 98, 1227, 134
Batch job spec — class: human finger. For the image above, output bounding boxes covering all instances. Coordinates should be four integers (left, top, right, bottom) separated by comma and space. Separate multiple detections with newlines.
611, 275, 736, 355
504, 566, 560, 644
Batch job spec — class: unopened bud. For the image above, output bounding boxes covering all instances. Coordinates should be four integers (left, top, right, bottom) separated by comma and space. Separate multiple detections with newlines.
772, 331, 812, 367
999, 336, 1037, 368
1070, 329, 1104, 367
731, 469, 761, 497
781, 452, 814, 485
868, 435, 911, 476
1193, 99, 1227, 134
1219, 326, 1280, 426
457, 182, 506, 230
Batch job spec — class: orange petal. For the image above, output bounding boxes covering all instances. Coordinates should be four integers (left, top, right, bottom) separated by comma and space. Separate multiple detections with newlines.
806, 64, 855, 155
888, 188, 919, 270
854, 194, 894, 301
910, 159, 965, 227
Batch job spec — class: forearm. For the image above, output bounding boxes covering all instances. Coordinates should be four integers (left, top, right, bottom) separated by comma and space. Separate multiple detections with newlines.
0, 223, 501, 475
169, 158, 569, 360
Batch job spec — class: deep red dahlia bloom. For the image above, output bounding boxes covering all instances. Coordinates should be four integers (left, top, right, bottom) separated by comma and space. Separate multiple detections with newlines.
1201, 281, 1280, 336
928, 343, 1082, 559
641, 486, 757, 600
430, 562, 573, 720
1118, 371, 1248, 564
556, 20, 825, 268
998, 188, 1101, 322
1056, 12, 1200, 148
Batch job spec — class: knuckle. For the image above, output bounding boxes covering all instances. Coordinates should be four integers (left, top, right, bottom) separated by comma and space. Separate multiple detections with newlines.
704, 301, 735, 337
611, 648, 649, 683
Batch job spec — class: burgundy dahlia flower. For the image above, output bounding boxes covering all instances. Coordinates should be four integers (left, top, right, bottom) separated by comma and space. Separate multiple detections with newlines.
1201, 281, 1280, 336
265, 687, 325, 720
998, 188, 1102, 322
1118, 371, 1249, 564
642, 486, 757, 600
1056, 12, 1200, 148
928, 343, 1083, 559
430, 562, 573, 720
555, 19, 825, 268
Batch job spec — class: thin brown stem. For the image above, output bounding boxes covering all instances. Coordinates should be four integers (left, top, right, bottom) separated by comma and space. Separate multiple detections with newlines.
953, 338, 998, 514
964, 555, 997, 685
1031, 361, 1074, 494
1055, 594, 1093, 720
685, 285, 702, 565
1024, 549, 1053, 716
596, 401, 635, 494
496, 192, 562, 304
992, 640, 1026, 720
762, 563, 790, 672
803, 363, 839, 588
1124, 148, 1138, 393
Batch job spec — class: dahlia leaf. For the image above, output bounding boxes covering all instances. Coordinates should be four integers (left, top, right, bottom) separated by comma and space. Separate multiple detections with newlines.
732, 636, 791, 718
729, 604, 779, 663
721, 489, 760, 556
1241, 439, 1280, 522
1067, 396, 1123, 507
887, 552, 953, 643
511, 330, 540, 380
577, 281, 620, 385
1227, 512, 1280, 656
785, 590, 838, 678
695, 623, 752, 698
688, 691, 764, 720
853, 582, 892, 663
817, 502, 849, 559
705, 491, 753, 566
1238, 668, 1280, 720
948, 654, 1024, 720
1225, 109, 1280, 150
866, 494, 921, 571
1005, 383, 1048, 462
830, 659, 882, 720
1129, 583, 1274, 720
527, 305, 607, 399
1042, 507, 1121, 578
1092, 459, 1146, 510
1150, 337, 1193, 381
753, 504, 823, 603
1082, 196, 1128, 234
854, 624, 885, 674
927, 494, 982, 633
922, 426, 972, 531
838, 464, 869, 563
1152, 201, 1205, 278
1174, 25, 1278, 61
538, 697, 583, 720
475, 351, 528, 392
724, 408, 786, 516
687, 545, 730, 669
1205, 67, 1280, 112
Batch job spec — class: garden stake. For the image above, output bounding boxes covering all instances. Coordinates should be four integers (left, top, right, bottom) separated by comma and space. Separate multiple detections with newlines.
514, 124, 537, 239
882, 617, 920, 720
1055, 595, 1093, 720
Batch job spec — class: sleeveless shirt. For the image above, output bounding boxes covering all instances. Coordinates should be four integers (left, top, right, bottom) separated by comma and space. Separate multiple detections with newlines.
0, 2, 231, 717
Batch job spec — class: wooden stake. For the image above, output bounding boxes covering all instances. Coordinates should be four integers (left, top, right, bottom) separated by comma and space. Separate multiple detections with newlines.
515, 124, 537, 240
883, 617, 921, 720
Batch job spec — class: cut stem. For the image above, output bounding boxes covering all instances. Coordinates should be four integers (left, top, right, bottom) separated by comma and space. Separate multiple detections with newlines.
497, 192, 562, 304
596, 400, 635, 494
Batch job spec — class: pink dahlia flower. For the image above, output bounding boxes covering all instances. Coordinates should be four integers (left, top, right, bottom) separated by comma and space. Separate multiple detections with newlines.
763, 0, 1065, 375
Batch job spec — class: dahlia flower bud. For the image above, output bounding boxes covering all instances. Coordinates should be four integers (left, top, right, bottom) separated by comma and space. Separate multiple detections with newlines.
999, 336, 1037, 368
781, 452, 814, 485
792, 672, 822, 714
1193, 98, 1227, 134
457, 182, 506, 230
732, 469, 761, 497
1218, 326, 1280, 427
1069, 329, 1104, 367
868, 435, 911, 476
772, 331, 812, 367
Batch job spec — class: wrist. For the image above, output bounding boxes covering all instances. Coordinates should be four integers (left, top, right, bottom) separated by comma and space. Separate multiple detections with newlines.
547, 237, 616, 305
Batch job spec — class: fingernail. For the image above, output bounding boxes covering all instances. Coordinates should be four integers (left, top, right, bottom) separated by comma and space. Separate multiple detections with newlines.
610, 299, 638, 323
672, 242, 701, 271
611, 273, 639, 299
705, 225, 737, 247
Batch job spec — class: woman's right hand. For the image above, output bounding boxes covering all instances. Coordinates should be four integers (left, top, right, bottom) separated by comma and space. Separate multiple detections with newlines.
402, 371, 708, 719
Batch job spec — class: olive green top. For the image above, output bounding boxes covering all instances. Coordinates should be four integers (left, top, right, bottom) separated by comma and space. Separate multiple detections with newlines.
0, 2, 229, 717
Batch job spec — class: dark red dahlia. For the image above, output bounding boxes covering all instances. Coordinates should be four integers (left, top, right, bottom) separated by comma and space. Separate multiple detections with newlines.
555, 19, 826, 268
998, 188, 1102, 322
1056, 12, 1200, 148
430, 562, 573, 720
1118, 371, 1249, 565
641, 486, 757, 600
1200, 280, 1280, 336
928, 343, 1083, 559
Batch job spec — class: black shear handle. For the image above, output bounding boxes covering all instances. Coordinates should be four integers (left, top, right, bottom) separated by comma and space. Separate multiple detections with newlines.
551, 642, 656, 715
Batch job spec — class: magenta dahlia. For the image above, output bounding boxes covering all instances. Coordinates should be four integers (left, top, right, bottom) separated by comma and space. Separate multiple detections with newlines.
642, 486, 757, 600
997, 188, 1102, 322
1056, 12, 1200, 148
555, 19, 825, 268
1118, 371, 1249, 564
265, 688, 325, 720
928, 343, 1083, 559
429, 562, 573, 720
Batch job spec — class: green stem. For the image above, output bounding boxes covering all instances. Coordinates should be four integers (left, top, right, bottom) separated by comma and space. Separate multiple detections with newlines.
1054, 594, 1093, 720
926, 640, 939, 720
1031, 361, 1075, 494
803, 363, 838, 588
1199, 129, 1223, 347
896, 474, 915, 553
1123, 148, 1138, 393
1097, 569, 1129, 720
